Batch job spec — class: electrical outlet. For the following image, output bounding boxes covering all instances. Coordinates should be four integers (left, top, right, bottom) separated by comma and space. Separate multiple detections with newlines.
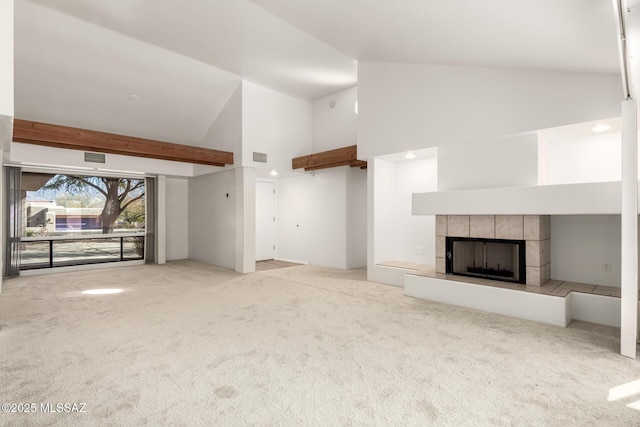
602, 262, 611, 273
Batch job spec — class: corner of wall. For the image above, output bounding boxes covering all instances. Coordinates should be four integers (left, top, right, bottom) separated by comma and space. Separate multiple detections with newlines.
312, 85, 358, 152
346, 166, 367, 269
188, 169, 237, 270
199, 82, 243, 167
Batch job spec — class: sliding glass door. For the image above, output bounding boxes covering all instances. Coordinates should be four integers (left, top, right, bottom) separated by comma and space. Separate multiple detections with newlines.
4, 167, 156, 274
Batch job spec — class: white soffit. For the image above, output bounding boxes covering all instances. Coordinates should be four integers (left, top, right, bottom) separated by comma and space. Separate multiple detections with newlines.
537, 117, 622, 143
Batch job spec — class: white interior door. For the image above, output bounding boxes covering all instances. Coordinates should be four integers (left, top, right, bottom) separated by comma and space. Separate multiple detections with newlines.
255, 181, 276, 261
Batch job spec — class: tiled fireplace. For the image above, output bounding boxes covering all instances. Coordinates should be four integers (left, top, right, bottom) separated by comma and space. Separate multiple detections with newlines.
436, 215, 550, 286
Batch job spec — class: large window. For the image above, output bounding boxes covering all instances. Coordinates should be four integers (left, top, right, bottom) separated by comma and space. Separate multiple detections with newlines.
18, 172, 147, 270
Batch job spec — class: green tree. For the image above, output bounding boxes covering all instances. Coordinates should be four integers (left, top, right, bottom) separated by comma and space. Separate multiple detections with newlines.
120, 201, 145, 225
44, 175, 145, 233
55, 192, 103, 208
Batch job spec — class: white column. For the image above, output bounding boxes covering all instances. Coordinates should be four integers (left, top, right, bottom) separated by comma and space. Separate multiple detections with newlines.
235, 167, 256, 273
156, 175, 167, 264
366, 159, 376, 280
621, 98, 638, 358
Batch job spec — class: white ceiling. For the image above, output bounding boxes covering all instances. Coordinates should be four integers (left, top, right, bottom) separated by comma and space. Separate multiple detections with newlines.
20, 0, 357, 101
250, 0, 620, 74
14, 0, 630, 148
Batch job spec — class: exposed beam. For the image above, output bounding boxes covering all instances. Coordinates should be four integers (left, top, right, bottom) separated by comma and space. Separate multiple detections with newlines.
292, 145, 367, 171
13, 119, 234, 167
304, 160, 354, 171
350, 160, 368, 169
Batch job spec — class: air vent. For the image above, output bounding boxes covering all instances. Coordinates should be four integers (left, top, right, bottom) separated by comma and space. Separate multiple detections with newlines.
253, 152, 267, 163
84, 152, 106, 164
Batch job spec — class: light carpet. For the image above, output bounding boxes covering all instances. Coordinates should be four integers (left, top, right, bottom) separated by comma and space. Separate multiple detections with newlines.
0, 260, 638, 426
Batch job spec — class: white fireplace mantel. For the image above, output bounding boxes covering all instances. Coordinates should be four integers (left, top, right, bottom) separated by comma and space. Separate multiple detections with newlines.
412, 181, 623, 216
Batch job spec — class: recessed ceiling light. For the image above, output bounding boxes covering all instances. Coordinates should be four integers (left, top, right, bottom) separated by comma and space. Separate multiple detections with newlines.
82, 289, 124, 295
128, 94, 138, 102
592, 123, 611, 132
405, 152, 416, 159
270, 170, 278, 176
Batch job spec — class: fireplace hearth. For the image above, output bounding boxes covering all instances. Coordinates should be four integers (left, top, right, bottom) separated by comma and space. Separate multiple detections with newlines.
446, 237, 527, 284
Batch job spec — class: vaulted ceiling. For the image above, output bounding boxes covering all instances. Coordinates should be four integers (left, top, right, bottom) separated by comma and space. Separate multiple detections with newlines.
14, 0, 632, 148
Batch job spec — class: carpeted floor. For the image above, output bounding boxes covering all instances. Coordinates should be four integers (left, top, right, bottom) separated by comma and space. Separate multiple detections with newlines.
0, 260, 638, 426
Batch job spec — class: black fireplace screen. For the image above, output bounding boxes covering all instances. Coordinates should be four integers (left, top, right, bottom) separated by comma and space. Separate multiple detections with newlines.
445, 237, 526, 284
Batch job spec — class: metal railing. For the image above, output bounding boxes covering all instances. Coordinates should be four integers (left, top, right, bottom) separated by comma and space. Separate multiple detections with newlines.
20, 232, 144, 270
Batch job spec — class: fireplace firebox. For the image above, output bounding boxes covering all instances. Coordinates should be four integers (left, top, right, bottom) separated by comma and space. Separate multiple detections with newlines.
445, 237, 526, 284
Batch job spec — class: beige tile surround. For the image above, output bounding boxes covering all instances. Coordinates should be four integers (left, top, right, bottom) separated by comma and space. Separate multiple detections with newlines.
436, 215, 550, 286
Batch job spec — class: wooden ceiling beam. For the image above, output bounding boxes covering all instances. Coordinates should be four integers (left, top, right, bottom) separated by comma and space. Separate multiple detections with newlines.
13, 119, 234, 167
304, 160, 354, 171
350, 160, 368, 169
292, 145, 367, 171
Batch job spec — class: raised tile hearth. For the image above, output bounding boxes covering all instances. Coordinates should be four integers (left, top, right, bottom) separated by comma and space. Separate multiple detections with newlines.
378, 261, 621, 298
378, 260, 624, 327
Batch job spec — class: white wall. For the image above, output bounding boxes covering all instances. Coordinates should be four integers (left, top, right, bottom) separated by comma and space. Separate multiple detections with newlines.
242, 82, 312, 176
438, 135, 538, 190
200, 83, 243, 166
346, 167, 367, 269
369, 156, 438, 265
9, 142, 196, 177
358, 61, 621, 159
394, 158, 438, 264
277, 168, 348, 268
551, 215, 621, 287
538, 133, 621, 185
188, 169, 236, 270
165, 177, 189, 261
372, 157, 438, 265
0, 0, 13, 120
371, 159, 396, 265
312, 85, 358, 152
309, 85, 365, 269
